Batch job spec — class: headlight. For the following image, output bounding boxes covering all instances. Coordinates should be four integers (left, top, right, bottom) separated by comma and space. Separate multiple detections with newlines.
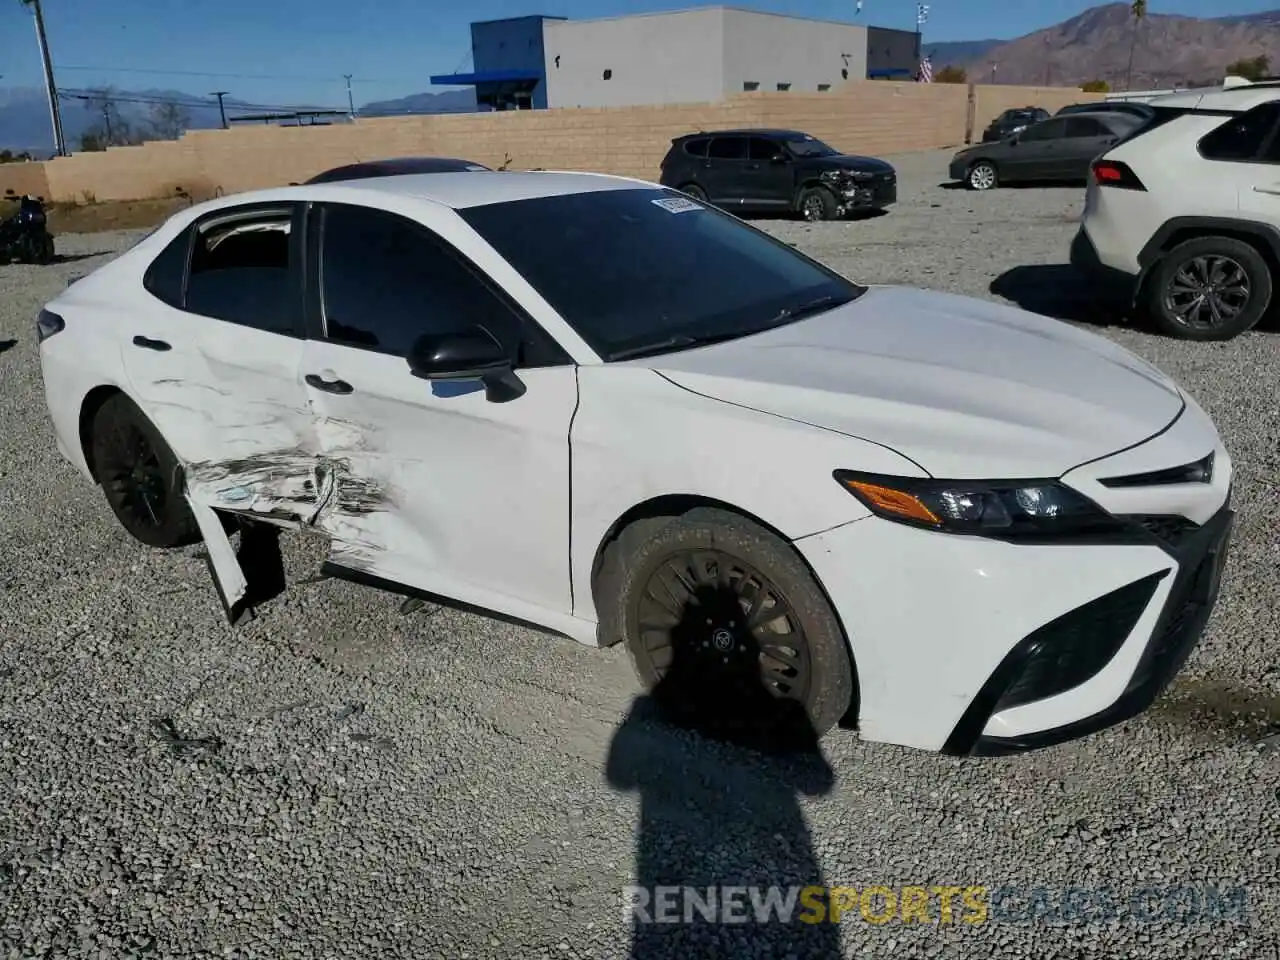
833, 470, 1122, 538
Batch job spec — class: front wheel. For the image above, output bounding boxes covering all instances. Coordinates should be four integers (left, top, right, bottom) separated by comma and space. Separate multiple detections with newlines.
90, 392, 200, 548
967, 161, 998, 191
1145, 236, 1271, 341
798, 186, 838, 222
597, 507, 854, 752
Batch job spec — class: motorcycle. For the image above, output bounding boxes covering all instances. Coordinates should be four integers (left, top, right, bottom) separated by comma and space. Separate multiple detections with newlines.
0, 195, 55, 265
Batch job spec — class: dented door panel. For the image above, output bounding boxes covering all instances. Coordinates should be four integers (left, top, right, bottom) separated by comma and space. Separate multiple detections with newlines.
299, 339, 579, 616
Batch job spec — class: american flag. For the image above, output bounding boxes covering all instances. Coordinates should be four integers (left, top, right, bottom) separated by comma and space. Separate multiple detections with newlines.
918, 55, 933, 83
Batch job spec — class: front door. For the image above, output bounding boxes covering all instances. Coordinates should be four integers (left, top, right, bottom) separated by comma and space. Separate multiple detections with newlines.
1061, 116, 1121, 180
299, 202, 580, 618
1005, 117, 1069, 181
119, 202, 318, 519
738, 137, 795, 211
703, 136, 749, 207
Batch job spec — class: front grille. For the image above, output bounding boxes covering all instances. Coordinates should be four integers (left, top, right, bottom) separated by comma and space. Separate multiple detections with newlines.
994, 571, 1165, 712
1132, 515, 1201, 550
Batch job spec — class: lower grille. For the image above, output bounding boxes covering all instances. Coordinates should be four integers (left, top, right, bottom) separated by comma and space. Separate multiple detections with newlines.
1131, 515, 1201, 550
994, 571, 1165, 712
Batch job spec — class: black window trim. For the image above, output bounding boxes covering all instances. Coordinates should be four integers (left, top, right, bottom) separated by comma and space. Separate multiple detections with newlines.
145, 200, 307, 339
1196, 102, 1280, 165
308, 200, 573, 369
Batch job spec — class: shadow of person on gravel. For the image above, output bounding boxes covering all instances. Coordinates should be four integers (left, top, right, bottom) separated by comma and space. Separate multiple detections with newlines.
606, 594, 842, 959
990, 264, 1132, 328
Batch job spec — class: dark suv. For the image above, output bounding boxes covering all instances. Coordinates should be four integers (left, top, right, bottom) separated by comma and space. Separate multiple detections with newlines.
658, 128, 896, 221
981, 108, 1049, 142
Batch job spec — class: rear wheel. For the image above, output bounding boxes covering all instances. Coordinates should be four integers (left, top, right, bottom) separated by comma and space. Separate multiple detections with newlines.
89, 393, 200, 548
678, 183, 708, 202
597, 507, 854, 752
1146, 236, 1271, 341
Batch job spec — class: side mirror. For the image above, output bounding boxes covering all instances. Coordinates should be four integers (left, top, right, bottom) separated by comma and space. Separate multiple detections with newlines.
407, 326, 526, 403
770, 152, 790, 164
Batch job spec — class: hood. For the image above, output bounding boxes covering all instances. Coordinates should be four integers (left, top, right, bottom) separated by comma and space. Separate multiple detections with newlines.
644, 287, 1185, 479
811, 155, 895, 175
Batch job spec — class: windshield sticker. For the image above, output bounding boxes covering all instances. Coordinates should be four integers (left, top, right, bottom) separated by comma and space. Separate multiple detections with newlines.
652, 196, 703, 214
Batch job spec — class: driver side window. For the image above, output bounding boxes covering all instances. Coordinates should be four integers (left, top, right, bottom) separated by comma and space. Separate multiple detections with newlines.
318, 204, 566, 368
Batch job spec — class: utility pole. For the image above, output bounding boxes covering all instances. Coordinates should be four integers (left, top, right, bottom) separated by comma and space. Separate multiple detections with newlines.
22, 0, 66, 156
1044, 35, 1051, 86
915, 3, 929, 68
991, 62, 998, 84
344, 74, 355, 119
101, 101, 113, 144
210, 91, 230, 129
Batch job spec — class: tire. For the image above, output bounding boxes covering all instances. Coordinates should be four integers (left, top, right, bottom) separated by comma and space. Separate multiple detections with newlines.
597, 507, 854, 752
678, 183, 708, 202
798, 185, 838, 222
1145, 236, 1271, 341
967, 161, 998, 191
39, 235, 54, 265
89, 392, 200, 548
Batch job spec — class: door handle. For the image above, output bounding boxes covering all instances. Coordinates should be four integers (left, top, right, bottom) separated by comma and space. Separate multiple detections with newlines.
1252, 185, 1280, 196
132, 335, 171, 351
305, 373, 353, 395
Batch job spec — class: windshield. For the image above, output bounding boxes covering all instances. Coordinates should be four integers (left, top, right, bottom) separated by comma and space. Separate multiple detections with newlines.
459, 188, 864, 360
784, 136, 840, 158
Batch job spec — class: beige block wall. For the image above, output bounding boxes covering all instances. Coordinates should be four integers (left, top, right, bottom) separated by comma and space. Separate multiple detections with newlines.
18, 81, 1099, 204
0, 161, 51, 200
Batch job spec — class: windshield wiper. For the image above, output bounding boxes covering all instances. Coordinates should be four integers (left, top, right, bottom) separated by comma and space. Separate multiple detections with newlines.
607, 330, 744, 361
766, 294, 852, 325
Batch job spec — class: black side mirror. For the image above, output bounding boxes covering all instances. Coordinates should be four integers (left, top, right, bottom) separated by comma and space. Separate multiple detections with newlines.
407, 326, 526, 403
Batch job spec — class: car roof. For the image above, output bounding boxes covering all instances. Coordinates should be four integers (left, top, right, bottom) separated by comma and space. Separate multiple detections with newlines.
675, 128, 811, 140
183, 170, 658, 217
1145, 82, 1280, 112
1057, 109, 1143, 124
306, 157, 490, 182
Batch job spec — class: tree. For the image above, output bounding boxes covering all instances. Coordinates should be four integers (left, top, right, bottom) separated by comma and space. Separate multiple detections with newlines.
1081, 79, 1110, 92
1225, 55, 1270, 81
935, 65, 967, 84
148, 100, 191, 140
79, 87, 141, 148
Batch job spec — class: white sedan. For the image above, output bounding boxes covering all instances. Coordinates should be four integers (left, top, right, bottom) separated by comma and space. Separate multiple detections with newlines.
36, 170, 1234, 756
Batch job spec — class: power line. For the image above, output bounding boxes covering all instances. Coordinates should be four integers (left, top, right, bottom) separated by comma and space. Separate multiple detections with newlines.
57, 89, 344, 114
52, 64, 379, 84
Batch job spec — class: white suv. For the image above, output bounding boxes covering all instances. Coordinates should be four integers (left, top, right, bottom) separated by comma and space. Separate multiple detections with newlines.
1073, 81, 1280, 340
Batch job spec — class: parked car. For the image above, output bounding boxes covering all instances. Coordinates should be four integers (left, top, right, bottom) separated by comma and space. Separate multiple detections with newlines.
306, 157, 491, 183
1055, 101, 1155, 121
659, 128, 896, 221
38, 170, 1233, 756
949, 111, 1145, 190
1073, 82, 1280, 340
981, 107, 1049, 142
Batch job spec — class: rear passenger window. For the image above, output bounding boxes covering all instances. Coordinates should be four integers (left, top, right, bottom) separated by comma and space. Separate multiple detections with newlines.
184, 207, 298, 335
1200, 103, 1280, 162
1065, 117, 1106, 138
748, 137, 779, 160
142, 228, 191, 308
708, 137, 746, 160
684, 139, 709, 158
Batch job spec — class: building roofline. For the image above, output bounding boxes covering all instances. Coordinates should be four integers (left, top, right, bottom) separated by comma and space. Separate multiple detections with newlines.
541, 5, 867, 29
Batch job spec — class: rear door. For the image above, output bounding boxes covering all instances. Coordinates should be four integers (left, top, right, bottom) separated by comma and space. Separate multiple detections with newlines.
120, 202, 318, 519
1201, 101, 1280, 221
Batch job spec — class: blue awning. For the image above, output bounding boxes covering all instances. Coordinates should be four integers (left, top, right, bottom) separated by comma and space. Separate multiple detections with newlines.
429, 69, 543, 86
868, 67, 913, 77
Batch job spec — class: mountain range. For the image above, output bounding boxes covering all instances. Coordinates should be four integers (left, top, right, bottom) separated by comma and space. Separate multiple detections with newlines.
927, 3, 1280, 86
3, 4, 1279, 152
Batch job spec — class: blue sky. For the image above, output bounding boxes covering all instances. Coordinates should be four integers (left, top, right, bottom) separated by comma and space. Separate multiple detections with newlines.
1, 0, 1276, 106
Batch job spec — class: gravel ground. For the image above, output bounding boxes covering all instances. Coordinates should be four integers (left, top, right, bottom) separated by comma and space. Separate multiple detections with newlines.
1, 148, 1278, 960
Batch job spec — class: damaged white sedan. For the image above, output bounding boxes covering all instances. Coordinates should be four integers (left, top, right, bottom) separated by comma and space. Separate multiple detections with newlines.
38, 171, 1233, 756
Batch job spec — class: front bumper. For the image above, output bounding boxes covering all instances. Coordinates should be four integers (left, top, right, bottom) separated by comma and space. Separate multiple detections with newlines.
948, 157, 970, 181
794, 412, 1233, 755
828, 173, 897, 213
951, 501, 1232, 755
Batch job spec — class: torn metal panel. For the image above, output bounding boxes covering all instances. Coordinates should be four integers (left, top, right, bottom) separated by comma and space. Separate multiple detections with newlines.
186, 492, 248, 623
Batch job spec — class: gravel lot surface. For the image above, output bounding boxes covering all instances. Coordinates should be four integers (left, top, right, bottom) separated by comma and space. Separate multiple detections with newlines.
1, 148, 1278, 959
